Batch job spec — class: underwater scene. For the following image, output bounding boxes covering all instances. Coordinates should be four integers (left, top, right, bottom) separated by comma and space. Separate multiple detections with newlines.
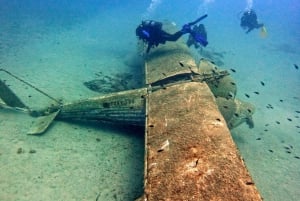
0, 0, 299, 200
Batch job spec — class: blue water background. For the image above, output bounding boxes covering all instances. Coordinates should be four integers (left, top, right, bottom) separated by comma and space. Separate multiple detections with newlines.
0, 0, 300, 200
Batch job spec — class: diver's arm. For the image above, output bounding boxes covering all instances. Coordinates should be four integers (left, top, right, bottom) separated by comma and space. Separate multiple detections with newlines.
165, 31, 185, 42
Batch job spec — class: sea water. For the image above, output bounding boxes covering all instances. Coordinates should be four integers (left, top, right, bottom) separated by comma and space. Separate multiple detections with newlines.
0, 0, 299, 200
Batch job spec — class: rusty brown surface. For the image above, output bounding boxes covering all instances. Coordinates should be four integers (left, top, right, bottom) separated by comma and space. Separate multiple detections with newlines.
145, 42, 198, 85
142, 82, 262, 201
137, 38, 263, 200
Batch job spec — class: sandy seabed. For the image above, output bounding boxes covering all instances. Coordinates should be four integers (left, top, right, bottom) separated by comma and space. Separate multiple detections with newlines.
0, 15, 144, 201
1, 10, 300, 201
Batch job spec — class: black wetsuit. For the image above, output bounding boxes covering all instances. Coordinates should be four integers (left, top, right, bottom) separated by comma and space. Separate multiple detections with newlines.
240, 9, 264, 33
136, 20, 185, 53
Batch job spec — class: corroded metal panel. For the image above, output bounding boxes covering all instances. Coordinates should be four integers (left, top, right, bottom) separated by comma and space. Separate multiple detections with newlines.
142, 82, 262, 200
59, 88, 147, 126
140, 37, 262, 200
145, 43, 199, 85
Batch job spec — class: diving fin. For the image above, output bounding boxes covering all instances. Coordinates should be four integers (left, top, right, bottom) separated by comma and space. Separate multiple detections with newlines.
260, 26, 267, 38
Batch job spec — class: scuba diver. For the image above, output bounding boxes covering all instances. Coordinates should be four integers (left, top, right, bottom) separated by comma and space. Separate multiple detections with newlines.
136, 14, 208, 53
240, 9, 264, 34
186, 24, 207, 49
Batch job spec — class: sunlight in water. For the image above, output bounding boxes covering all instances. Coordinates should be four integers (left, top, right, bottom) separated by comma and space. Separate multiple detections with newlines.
197, 0, 214, 14
143, 0, 162, 19
246, 0, 253, 11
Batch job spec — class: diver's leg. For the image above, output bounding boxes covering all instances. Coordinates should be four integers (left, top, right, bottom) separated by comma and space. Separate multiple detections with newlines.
146, 43, 152, 53
246, 27, 253, 33
256, 23, 264, 29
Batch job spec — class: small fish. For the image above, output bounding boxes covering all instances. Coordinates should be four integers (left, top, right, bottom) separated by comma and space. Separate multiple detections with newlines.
294, 156, 300, 159
228, 92, 234, 98
230, 68, 236, 73
294, 64, 299, 70
245, 93, 250, 98
287, 118, 292, 122
245, 181, 255, 185
279, 99, 283, 102
268, 149, 274, 153
247, 109, 252, 113
254, 91, 260, 95
260, 81, 265, 86
179, 61, 184, 67
296, 111, 300, 113
158, 139, 169, 152
230, 82, 236, 85
276, 121, 280, 124
286, 151, 291, 154
223, 105, 229, 109
234, 113, 239, 117
256, 137, 261, 140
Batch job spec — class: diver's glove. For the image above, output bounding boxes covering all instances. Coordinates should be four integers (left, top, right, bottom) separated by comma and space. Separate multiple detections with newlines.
181, 24, 192, 34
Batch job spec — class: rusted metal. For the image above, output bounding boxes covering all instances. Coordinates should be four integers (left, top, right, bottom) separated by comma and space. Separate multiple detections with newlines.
27, 110, 60, 135
26, 88, 148, 134
58, 88, 147, 126
139, 41, 262, 200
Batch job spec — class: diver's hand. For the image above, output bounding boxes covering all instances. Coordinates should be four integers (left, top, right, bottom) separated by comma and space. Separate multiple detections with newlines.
181, 24, 192, 34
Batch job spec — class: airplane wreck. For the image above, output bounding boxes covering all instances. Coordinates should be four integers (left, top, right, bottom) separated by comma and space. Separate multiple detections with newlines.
0, 31, 262, 200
